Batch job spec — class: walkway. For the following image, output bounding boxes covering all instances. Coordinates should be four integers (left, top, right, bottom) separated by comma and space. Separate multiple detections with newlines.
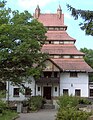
16, 109, 57, 120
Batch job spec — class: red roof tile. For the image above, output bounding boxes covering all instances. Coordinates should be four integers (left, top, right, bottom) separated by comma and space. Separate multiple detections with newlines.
51, 58, 93, 72
38, 14, 64, 26
41, 44, 84, 55
46, 31, 75, 41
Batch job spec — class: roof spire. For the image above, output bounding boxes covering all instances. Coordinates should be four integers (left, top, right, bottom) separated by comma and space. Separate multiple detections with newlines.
57, 5, 62, 19
35, 5, 40, 18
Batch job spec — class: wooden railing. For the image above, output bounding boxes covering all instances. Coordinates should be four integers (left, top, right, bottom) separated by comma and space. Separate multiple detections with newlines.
36, 77, 60, 84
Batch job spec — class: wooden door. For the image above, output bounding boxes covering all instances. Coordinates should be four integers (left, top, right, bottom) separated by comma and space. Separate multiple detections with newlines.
43, 87, 51, 99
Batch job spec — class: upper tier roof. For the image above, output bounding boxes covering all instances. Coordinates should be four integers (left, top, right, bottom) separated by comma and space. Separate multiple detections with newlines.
42, 44, 84, 55
51, 58, 93, 73
37, 14, 65, 27
46, 31, 76, 41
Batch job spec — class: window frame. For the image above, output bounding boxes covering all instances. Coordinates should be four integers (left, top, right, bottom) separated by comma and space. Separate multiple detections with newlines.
38, 87, 40, 92
25, 88, 31, 97
55, 87, 57, 92
63, 89, 68, 95
13, 88, 20, 97
70, 72, 78, 77
90, 89, 93, 97
75, 89, 81, 96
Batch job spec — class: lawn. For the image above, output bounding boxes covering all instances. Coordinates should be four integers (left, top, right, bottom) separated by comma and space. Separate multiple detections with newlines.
0, 110, 18, 120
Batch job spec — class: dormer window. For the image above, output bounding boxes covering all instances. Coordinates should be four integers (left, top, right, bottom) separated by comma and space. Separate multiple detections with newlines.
70, 72, 78, 77
70, 55, 74, 58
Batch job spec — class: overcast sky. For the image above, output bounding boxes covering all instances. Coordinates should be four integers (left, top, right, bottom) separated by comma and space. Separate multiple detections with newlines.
6, 0, 93, 50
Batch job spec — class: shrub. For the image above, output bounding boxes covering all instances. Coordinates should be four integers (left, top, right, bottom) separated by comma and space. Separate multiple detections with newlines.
56, 95, 92, 120
57, 95, 79, 108
22, 100, 29, 107
78, 98, 91, 105
27, 96, 44, 111
0, 91, 7, 114
56, 107, 91, 120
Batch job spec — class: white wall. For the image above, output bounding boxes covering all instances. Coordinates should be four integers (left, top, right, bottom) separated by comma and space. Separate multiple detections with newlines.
6, 72, 89, 101
6, 77, 35, 101
53, 85, 59, 97
36, 85, 42, 96
60, 72, 89, 97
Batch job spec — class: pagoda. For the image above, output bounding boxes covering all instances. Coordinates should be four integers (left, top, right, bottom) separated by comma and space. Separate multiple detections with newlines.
34, 5, 93, 99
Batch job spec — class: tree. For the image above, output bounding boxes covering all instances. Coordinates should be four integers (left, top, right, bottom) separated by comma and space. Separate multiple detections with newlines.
80, 48, 93, 81
67, 4, 93, 36
0, 1, 47, 85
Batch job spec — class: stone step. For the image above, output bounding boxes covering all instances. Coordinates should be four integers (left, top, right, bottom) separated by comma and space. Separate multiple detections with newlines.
46, 100, 53, 104
44, 103, 55, 109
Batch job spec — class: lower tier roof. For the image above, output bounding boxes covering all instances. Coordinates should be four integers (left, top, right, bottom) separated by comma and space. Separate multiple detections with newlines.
51, 58, 93, 73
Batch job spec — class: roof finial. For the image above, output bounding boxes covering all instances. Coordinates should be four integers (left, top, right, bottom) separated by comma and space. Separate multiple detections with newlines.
35, 5, 40, 19
57, 4, 62, 19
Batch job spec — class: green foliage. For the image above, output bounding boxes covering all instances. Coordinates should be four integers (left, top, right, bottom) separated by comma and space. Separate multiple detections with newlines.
27, 96, 44, 111
57, 95, 79, 108
0, 91, 7, 114
0, 99, 7, 109
0, 1, 48, 85
80, 48, 93, 68
0, 110, 18, 120
56, 95, 92, 120
67, 4, 93, 36
56, 107, 91, 120
80, 48, 93, 81
78, 98, 91, 105
0, 90, 6, 98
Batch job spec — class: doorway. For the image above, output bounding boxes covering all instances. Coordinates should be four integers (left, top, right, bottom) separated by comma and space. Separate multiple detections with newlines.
43, 87, 51, 99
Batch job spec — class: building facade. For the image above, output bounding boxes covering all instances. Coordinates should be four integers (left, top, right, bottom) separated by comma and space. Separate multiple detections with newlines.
6, 6, 93, 102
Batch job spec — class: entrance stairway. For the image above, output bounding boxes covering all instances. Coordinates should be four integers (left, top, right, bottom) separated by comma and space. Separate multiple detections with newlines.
43, 100, 55, 109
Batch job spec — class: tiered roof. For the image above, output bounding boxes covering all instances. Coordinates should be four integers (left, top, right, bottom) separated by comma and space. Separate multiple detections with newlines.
35, 5, 93, 73
38, 14, 64, 27
51, 59, 93, 72
46, 31, 75, 41
42, 44, 84, 55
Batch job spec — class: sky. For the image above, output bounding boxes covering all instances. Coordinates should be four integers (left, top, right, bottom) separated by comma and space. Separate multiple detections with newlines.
6, 0, 93, 50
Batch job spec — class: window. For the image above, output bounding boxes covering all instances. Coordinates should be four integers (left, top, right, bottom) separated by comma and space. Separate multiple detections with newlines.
63, 89, 68, 95
75, 89, 81, 96
25, 88, 31, 96
49, 41, 51, 44
38, 87, 40, 92
44, 72, 52, 78
70, 55, 74, 58
55, 87, 57, 92
13, 88, 19, 97
90, 89, 93, 97
70, 72, 78, 77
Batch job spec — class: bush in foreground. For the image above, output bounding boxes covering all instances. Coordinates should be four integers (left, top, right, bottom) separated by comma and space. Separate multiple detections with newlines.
56, 95, 92, 120
27, 96, 45, 111
0, 110, 18, 120
56, 107, 91, 120
57, 95, 79, 108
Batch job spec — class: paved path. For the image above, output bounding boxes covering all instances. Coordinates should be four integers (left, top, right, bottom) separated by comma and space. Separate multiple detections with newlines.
16, 109, 57, 120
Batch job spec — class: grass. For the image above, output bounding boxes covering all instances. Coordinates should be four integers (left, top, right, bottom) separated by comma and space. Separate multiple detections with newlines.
0, 110, 18, 120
